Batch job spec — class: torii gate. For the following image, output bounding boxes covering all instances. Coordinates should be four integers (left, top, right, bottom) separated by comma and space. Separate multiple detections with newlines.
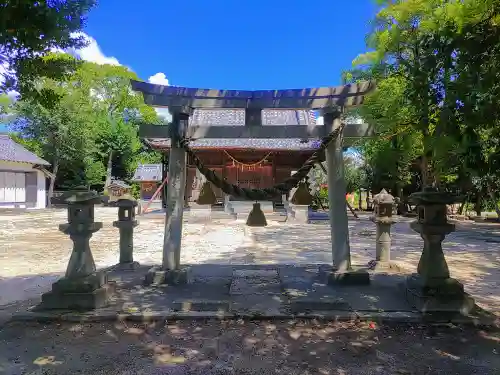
131, 80, 375, 284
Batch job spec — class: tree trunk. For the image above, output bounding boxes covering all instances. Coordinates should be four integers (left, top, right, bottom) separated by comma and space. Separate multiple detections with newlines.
104, 149, 113, 191
487, 185, 500, 221
474, 193, 482, 217
458, 201, 466, 215
47, 159, 59, 208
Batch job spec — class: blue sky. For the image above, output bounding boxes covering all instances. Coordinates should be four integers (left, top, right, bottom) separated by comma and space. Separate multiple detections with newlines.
1, 1, 378, 133
82, 0, 377, 89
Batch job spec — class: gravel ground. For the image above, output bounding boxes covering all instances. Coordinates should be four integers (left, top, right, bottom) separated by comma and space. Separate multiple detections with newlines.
1, 208, 500, 313
0, 320, 499, 375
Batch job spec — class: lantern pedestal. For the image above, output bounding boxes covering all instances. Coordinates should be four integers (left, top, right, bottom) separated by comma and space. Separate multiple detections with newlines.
39, 270, 113, 311
404, 188, 474, 315
368, 189, 400, 272
145, 266, 192, 286
112, 220, 140, 269
38, 192, 114, 311
327, 269, 370, 286
368, 217, 400, 272
113, 199, 139, 269
404, 274, 475, 314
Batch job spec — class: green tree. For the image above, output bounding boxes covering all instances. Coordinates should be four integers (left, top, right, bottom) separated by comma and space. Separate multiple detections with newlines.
0, 0, 95, 94
12, 52, 160, 200
352, 0, 500, 217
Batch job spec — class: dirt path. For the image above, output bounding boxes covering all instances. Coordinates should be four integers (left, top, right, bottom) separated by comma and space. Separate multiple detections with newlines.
0, 320, 499, 374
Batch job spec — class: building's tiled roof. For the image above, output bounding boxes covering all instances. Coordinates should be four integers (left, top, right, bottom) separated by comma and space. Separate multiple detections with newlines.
0, 134, 50, 165
132, 164, 162, 182
189, 109, 317, 126
108, 180, 131, 189
146, 138, 321, 151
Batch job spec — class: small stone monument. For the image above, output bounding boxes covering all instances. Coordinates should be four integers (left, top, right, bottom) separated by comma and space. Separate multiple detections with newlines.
39, 191, 113, 310
287, 181, 313, 223
405, 187, 475, 314
369, 189, 399, 271
113, 198, 139, 269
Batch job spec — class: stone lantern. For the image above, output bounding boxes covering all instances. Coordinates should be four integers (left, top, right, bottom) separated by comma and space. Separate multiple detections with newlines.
113, 198, 139, 269
39, 191, 112, 310
405, 187, 474, 314
369, 189, 399, 271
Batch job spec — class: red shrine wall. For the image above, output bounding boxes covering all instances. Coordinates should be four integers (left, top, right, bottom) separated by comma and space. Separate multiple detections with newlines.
182, 149, 313, 202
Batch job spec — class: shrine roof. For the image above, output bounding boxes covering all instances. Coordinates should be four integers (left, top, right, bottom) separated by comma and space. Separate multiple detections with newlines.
132, 164, 162, 182
145, 138, 321, 151
0, 134, 50, 165
188, 109, 318, 126
108, 180, 131, 189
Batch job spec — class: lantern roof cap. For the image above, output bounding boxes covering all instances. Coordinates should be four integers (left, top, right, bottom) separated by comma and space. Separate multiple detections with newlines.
56, 191, 102, 205
409, 187, 462, 205
115, 197, 138, 207
373, 188, 394, 204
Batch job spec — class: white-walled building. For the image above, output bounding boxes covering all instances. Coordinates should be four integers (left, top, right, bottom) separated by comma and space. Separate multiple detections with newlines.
0, 134, 51, 209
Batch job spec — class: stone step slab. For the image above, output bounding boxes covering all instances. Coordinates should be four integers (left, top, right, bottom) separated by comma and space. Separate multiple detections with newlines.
171, 299, 230, 312
230, 268, 282, 295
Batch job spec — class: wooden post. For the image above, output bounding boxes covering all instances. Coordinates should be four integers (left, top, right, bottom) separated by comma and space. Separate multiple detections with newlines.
162, 109, 189, 270
323, 111, 369, 284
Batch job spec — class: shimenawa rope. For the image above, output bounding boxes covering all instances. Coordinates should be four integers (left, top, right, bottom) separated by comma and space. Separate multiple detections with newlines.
178, 123, 345, 201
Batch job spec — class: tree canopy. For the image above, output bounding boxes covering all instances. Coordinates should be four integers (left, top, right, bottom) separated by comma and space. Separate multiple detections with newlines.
9, 52, 162, 200
347, 0, 500, 216
0, 0, 95, 95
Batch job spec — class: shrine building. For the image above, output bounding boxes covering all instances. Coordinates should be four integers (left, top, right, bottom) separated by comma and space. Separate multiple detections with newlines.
135, 108, 357, 206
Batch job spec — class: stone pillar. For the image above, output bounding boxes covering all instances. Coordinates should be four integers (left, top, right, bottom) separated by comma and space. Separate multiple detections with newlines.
369, 189, 399, 271
323, 111, 369, 285
39, 191, 112, 310
113, 198, 139, 270
145, 108, 191, 286
404, 187, 475, 314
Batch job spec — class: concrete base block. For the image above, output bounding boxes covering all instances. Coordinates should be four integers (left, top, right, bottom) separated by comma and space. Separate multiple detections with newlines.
328, 269, 371, 286
290, 298, 351, 314
368, 260, 401, 272
189, 205, 213, 219
144, 266, 192, 286
114, 261, 141, 271
286, 204, 309, 223
171, 299, 230, 312
404, 274, 475, 314
38, 283, 114, 311
50, 271, 107, 294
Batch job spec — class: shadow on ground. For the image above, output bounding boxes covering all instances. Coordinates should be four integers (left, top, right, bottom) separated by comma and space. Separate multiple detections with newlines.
238, 218, 500, 314
0, 319, 499, 374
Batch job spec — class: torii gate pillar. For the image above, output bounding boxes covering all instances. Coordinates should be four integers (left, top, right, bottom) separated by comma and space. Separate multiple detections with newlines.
323, 110, 370, 285
145, 108, 191, 285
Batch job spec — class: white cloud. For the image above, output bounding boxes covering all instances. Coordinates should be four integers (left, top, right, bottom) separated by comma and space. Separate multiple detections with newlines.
147, 72, 172, 121
70, 32, 121, 66
155, 107, 172, 121
148, 72, 169, 86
